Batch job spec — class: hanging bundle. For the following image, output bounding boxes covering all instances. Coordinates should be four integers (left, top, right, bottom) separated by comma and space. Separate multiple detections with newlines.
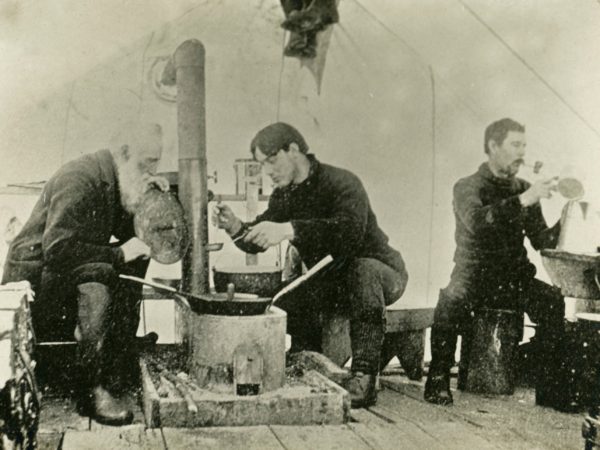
280, 0, 340, 59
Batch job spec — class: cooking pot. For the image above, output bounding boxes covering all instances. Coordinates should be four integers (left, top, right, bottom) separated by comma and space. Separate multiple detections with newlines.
541, 249, 600, 299
213, 265, 283, 297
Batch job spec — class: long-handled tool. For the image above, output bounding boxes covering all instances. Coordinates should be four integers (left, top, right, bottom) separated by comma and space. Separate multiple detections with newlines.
268, 254, 334, 309
119, 274, 272, 316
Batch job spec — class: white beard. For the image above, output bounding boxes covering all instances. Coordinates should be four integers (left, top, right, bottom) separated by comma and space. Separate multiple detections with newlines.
119, 166, 148, 215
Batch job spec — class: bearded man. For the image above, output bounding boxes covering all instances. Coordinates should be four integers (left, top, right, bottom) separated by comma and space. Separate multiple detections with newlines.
2, 121, 168, 425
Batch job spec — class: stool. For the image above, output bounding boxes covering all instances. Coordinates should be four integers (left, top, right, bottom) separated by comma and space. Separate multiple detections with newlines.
462, 308, 523, 395
320, 306, 433, 380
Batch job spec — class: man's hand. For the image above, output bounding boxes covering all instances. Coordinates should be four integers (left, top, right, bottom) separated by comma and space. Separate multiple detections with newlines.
212, 204, 242, 235
244, 221, 294, 249
143, 175, 170, 193
519, 177, 558, 207
121, 237, 151, 262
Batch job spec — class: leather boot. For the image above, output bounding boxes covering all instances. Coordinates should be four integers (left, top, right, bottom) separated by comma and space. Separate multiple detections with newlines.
282, 0, 339, 33
424, 326, 457, 406
424, 372, 453, 406
90, 386, 134, 426
284, 32, 309, 58
75, 282, 134, 423
344, 371, 377, 408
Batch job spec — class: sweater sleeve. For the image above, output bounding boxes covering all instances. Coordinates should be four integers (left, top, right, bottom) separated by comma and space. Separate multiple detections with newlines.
42, 172, 124, 272
290, 173, 368, 257
233, 189, 288, 254
453, 178, 523, 234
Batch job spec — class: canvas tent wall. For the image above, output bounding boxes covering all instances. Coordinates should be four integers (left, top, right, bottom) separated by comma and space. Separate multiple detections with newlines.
1, 0, 600, 308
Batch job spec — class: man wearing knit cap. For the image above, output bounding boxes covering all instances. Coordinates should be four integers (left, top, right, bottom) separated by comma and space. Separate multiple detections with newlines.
215, 122, 408, 407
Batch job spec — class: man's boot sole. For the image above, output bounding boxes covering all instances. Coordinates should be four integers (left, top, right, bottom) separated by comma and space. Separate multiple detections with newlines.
351, 394, 377, 409
91, 410, 134, 427
424, 393, 453, 406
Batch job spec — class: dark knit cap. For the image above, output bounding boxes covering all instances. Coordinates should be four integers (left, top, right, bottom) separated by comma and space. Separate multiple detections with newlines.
250, 122, 309, 157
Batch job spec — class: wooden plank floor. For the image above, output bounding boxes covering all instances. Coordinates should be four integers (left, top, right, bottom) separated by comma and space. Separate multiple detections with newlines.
39, 376, 585, 449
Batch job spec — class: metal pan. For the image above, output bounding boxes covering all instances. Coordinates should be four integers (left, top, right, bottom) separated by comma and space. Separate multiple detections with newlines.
119, 274, 271, 316
212, 265, 283, 297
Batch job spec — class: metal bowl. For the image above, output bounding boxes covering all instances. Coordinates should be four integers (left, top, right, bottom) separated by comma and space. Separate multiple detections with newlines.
213, 265, 282, 297
541, 249, 600, 299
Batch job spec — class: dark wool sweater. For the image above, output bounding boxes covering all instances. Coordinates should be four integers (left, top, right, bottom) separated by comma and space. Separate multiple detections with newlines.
2, 150, 131, 287
235, 155, 406, 274
451, 162, 560, 280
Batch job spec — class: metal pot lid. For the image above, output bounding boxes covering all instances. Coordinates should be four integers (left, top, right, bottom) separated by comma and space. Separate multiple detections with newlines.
213, 265, 282, 273
134, 189, 189, 264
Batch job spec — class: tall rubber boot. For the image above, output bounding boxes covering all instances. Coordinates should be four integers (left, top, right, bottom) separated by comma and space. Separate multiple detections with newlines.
424, 326, 457, 405
76, 282, 133, 426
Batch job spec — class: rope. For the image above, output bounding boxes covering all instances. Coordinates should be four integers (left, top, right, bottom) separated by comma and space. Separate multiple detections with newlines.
138, 32, 155, 115
458, 0, 600, 140
425, 65, 436, 305
350, 0, 483, 120
59, 81, 76, 166
349, 0, 427, 69
276, 30, 287, 121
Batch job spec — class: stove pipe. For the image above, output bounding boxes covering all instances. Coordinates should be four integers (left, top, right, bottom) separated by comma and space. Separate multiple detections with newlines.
174, 39, 209, 295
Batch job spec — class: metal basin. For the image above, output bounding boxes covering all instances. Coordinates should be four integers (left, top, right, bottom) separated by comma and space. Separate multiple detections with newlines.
213, 266, 282, 297
541, 249, 600, 299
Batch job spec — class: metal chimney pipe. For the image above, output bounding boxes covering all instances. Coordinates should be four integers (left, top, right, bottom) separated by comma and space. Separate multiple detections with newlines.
174, 40, 209, 295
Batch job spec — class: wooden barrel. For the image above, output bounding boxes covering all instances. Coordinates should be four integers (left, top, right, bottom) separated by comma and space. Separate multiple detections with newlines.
465, 308, 522, 395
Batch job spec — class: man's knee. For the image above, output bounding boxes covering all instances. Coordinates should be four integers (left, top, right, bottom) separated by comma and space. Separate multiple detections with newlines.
346, 258, 388, 320
71, 263, 118, 288
349, 257, 405, 296
527, 281, 565, 326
